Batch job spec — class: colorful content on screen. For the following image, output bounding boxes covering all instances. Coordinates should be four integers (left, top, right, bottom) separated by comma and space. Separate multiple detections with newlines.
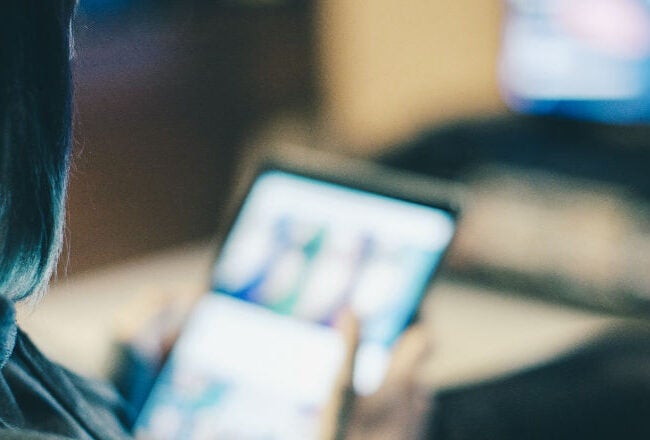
211, 170, 455, 394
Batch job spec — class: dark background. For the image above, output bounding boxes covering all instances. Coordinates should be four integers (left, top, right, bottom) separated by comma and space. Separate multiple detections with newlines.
64, 2, 318, 272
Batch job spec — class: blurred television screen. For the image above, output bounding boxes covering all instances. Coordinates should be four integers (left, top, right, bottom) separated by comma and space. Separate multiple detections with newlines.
500, 0, 650, 123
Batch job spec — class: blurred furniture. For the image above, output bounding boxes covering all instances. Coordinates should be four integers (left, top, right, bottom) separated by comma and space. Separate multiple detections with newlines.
428, 325, 650, 440
381, 115, 650, 315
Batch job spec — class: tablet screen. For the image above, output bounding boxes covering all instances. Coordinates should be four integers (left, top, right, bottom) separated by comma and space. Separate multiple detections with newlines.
135, 295, 345, 439
211, 170, 455, 394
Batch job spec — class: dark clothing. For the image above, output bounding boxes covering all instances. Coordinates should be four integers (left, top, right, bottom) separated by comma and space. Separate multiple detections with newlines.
0, 296, 132, 439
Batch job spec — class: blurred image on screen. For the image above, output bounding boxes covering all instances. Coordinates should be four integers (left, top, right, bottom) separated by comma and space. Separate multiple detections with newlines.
211, 170, 455, 394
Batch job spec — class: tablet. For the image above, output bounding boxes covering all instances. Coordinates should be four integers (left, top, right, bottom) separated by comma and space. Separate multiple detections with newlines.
210, 167, 457, 394
134, 158, 459, 439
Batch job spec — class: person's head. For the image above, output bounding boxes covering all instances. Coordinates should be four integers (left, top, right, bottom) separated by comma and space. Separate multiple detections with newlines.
0, 1, 76, 301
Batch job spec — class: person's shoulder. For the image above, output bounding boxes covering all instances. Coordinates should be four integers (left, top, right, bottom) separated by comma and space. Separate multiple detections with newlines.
0, 327, 133, 440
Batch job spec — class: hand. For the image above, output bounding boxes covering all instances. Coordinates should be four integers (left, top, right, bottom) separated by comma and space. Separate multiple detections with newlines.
322, 314, 434, 440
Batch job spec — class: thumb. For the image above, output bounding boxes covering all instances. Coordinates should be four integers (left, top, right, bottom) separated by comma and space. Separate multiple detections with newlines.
321, 309, 360, 440
382, 324, 430, 389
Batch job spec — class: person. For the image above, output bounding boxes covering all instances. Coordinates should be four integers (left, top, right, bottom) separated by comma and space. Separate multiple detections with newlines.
0, 2, 133, 438
0, 2, 432, 439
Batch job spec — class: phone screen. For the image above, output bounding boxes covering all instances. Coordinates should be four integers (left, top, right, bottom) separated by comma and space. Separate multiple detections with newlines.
212, 170, 455, 394
134, 169, 456, 439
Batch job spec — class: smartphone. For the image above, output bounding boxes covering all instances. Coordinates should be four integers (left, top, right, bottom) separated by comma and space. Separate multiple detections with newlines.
134, 158, 459, 439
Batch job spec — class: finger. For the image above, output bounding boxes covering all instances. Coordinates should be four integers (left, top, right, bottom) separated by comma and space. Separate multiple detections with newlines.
337, 309, 361, 382
320, 310, 360, 440
382, 324, 431, 388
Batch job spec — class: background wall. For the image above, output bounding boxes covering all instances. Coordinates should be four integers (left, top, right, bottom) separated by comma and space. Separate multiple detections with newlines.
317, 0, 506, 154
63, 3, 317, 273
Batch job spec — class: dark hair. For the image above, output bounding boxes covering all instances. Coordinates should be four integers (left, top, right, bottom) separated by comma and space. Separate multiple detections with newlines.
0, 1, 76, 301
